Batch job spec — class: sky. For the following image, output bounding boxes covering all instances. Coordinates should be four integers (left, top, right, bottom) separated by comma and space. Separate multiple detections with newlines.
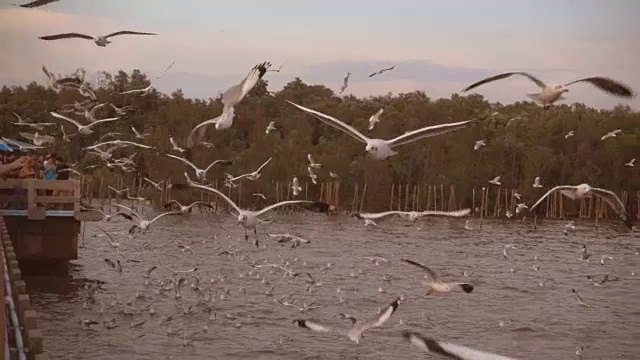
1, 0, 639, 109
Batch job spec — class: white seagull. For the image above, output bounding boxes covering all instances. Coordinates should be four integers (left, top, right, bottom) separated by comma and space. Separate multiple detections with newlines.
402, 331, 517, 360
368, 108, 384, 130
401, 258, 474, 294
474, 139, 486, 151
352, 209, 470, 226
11, 112, 55, 131
291, 177, 302, 196
165, 154, 233, 183
131, 126, 150, 139
225, 157, 273, 185
169, 136, 185, 153
109, 104, 134, 116
164, 200, 213, 214
601, 129, 622, 140
19, 131, 55, 146
265, 121, 277, 134
624, 158, 635, 167
188, 62, 271, 145
288, 101, 473, 160
85, 140, 152, 150
60, 125, 77, 142
293, 297, 400, 344
81, 103, 108, 123
533, 176, 543, 188
489, 176, 501, 186
529, 184, 633, 229
462, 72, 635, 108
38, 30, 157, 47
114, 204, 181, 235
564, 221, 577, 235
186, 180, 322, 241
50, 111, 120, 135
565, 130, 575, 139
143, 178, 164, 191
339, 72, 350, 95
307, 153, 321, 169
307, 167, 318, 185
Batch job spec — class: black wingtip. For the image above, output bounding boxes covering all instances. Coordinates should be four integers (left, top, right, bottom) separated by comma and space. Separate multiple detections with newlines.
460, 284, 474, 293
293, 319, 308, 329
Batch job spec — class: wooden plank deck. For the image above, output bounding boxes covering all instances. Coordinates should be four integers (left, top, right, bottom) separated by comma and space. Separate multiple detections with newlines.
0, 179, 82, 220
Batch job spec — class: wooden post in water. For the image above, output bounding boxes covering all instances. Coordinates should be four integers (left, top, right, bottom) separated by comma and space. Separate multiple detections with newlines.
426, 185, 431, 211
440, 184, 444, 212
389, 184, 395, 211
404, 184, 410, 211
416, 185, 421, 210
433, 185, 438, 212
359, 183, 367, 213
472, 188, 476, 216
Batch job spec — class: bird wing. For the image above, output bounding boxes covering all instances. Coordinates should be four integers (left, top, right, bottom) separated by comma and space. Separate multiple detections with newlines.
387, 119, 474, 148
39, 33, 94, 41
187, 201, 213, 210
591, 188, 632, 228
204, 159, 234, 172
401, 258, 441, 282
356, 211, 405, 220
88, 103, 107, 118
19, 132, 36, 140
50, 111, 83, 128
418, 208, 471, 218
254, 157, 273, 173
19, 0, 59, 8
149, 211, 182, 224
104, 31, 157, 39
366, 297, 400, 329
529, 185, 579, 211
463, 72, 547, 92
287, 100, 369, 144
165, 154, 200, 172
255, 200, 313, 217
293, 319, 334, 333
402, 331, 517, 360
564, 77, 634, 98
114, 204, 142, 221
223, 61, 271, 108
87, 117, 121, 127
187, 182, 242, 214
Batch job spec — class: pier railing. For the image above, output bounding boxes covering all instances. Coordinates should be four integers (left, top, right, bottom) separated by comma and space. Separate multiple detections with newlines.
0, 180, 81, 220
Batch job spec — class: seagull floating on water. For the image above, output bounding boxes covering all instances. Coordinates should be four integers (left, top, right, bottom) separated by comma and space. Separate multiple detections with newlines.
293, 297, 400, 344
402, 331, 516, 359
39, 30, 157, 47
288, 101, 473, 160
401, 259, 474, 294
462, 72, 635, 108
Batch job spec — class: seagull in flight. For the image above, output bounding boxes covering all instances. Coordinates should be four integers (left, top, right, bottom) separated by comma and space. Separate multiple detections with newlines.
625, 158, 636, 167
165, 154, 233, 183
529, 184, 633, 229
143, 178, 165, 191
368, 108, 384, 131
462, 72, 635, 108
293, 297, 400, 344
38, 30, 157, 47
368, 66, 395, 78
109, 104, 134, 116
339, 72, 350, 95
402, 331, 517, 360
131, 126, 150, 139
307, 166, 318, 185
352, 209, 470, 226
307, 154, 321, 169
15, 0, 59, 8
188, 61, 271, 145
19, 132, 55, 146
473, 139, 486, 151
533, 176, 543, 188
288, 101, 473, 160
85, 140, 153, 150
50, 111, 120, 135
60, 125, 77, 142
80, 103, 108, 123
164, 200, 213, 214
114, 204, 181, 235
601, 129, 622, 140
571, 289, 589, 307
11, 112, 55, 131
489, 176, 501, 186
265, 121, 277, 134
291, 176, 302, 197
401, 258, 474, 294
565, 130, 575, 139
186, 181, 323, 241
79, 206, 133, 222
169, 136, 185, 153
225, 157, 273, 186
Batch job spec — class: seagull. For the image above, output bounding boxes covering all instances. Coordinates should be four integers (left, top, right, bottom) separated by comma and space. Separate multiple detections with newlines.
401, 258, 474, 294
464, 220, 474, 230
329, 172, 338, 178
571, 289, 589, 307
529, 184, 633, 229
114, 204, 181, 235
368, 108, 384, 131
109, 104, 134, 116
187, 61, 271, 145
79, 206, 133, 222
38, 31, 157, 47
50, 111, 120, 135
225, 157, 273, 185
169, 136, 185, 153
293, 297, 400, 344
252, 193, 267, 200
564, 221, 577, 235
308, 167, 318, 185
265, 121, 277, 134
57, 168, 82, 177
80, 103, 108, 123
60, 125, 77, 142
41, 65, 83, 91
288, 101, 473, 160
352, 209, 470, 226
565, 130, 575, 139
515, 203, 528, 215
402, 331, 517, 360
601, 129, 622, 140
164, 200, 213, 214
291, 177, 302, 197
186, 181, 323, 241
368, 66, 395, 78
600, 255, 613, 266
533, 176, 543, 188
505, 116, 523, 127
165, 154, 233, 183
580, 244, 591, 261
11, 112, 55, 131
107, 186, 129, 197
307, 154, 322, 169
85, 140, 152, 150
625, 158, 635, 167
339, 72, 350, 95
120, 84, 152, 96
15, 0, 59, 8
462, 72, 635, 108
267, 233, 310, 248
143, 178, 164, 191
473, 139, 486, 151
19, 132, 55, 146
489, 176, 501, 186
131, 126, 150, 139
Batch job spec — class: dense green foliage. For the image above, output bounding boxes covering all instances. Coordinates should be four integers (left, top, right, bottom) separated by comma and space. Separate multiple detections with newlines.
1, 69, 638, 211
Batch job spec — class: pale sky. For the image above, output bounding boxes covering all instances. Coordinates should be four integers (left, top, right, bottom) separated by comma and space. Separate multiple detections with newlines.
1, 0, 639, 109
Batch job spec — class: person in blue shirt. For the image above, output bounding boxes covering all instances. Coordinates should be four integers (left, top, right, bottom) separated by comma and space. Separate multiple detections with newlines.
43, 153, 57, 196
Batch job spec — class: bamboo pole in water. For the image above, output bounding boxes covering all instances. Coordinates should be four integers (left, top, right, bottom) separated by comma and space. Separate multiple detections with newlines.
351, 183, 358, 212
440, 184, 444, 212
333, 182, 340, 209
493, 188, 500, 217
416, 185, 421, 210
359, 183, 367, 213
318, 183, 324, 202
404, 184, 410, 211
426, 185, 431, 212
472, 188, 476, 216
479, 187, 485, 220
433, 185, 438, 212
389, 184, 395, 211
484, 187, 489, 218
412, 185, 418, 211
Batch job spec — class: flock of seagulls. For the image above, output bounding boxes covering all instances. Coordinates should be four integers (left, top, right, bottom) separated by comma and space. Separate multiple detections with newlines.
4, 2, 639, 359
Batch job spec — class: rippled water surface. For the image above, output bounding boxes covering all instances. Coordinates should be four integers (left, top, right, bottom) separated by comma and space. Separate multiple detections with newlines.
24, 210, 640, 360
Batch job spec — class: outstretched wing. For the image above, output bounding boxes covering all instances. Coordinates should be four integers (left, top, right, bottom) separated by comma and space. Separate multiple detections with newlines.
463, 72, 547, 92
287, 100, 369, 144
564, 77, 634, 98
105, 31, 157, 39
402, 331, 517, 360
387, 119, 474, 148
529, 185, 578, 211
401, 258, 440, 282
591, 187, 633, 229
